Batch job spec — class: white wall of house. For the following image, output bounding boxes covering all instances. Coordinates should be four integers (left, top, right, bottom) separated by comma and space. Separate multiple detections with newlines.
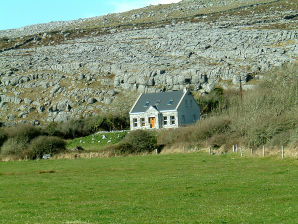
160, 111, 179, 129
130, 110, 179, 130
130, 106, 162, 130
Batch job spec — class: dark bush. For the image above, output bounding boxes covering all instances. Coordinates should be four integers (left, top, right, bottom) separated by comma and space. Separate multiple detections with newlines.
0, 137, 27, 157
28, 136, 66, 159
107, 142, 135, 156
0, 128, 8, 149
107, 130, 157, 155
195, 88, 231, 114
45, 114, 129, 139
7, 124, 43, 144
123, 130, 157, 153
46, 122, 64, 137
0, 125, 43, 158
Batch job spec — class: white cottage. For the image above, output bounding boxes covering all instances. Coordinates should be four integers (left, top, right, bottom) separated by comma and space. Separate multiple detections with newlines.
129, 89, 200, 130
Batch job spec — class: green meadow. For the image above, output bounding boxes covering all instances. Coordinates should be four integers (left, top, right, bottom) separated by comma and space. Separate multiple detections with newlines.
66, 131, 128, 151
1, 152, 297, 224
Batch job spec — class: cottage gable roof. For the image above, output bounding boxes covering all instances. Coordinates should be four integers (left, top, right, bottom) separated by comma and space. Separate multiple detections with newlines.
130, 90, 185, 113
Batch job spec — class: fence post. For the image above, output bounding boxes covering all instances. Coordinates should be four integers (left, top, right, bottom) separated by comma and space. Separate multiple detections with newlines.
233, 145, 235, 153
240, 148, 243, 157
250, 148, 253, 155
262, 146, 265, 157
209, 147, 212, 155
281, 146, 284, 159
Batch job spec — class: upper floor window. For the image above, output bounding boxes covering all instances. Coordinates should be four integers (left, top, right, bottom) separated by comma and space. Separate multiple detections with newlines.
133, 118, 138, 127
170, 116, 175, 125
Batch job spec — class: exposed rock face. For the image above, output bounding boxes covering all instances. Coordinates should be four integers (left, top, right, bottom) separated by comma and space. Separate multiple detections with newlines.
0, 0, 297, 125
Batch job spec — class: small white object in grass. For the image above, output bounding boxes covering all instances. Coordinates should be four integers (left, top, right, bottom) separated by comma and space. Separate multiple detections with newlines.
80, 140, 82, 143
102, 135, 107, 139
98, 140, 101, 143
42, 154, 51, 159
107, 140, 111, 143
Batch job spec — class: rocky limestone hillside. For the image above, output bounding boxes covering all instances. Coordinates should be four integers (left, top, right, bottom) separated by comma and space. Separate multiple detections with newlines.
0, 0, 297, 126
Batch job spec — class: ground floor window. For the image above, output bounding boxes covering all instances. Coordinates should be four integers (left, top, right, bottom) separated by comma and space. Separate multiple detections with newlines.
141, 118, 145, 126
133, 118, 138, 127
163, 116, 167, 125
170, 116, 175, 125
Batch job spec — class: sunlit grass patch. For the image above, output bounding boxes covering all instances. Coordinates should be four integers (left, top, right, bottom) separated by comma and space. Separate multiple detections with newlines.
66, 131, 128, 151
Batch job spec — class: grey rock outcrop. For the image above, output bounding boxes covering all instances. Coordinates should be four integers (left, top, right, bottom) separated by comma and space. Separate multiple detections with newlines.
0, 0, 297, 125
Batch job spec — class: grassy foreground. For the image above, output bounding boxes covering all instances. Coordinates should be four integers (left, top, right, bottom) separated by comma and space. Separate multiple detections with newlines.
1, 153, 297, 224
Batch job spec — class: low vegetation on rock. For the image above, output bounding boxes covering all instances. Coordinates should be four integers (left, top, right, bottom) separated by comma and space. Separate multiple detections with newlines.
0, 114, 130, 160
0, 0, 297, 126
159, 63, 298, 150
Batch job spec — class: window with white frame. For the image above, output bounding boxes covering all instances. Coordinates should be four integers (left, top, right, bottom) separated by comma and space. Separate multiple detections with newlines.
170, 116, 175, 125
163, 116, 168, 125
133, 118, 138, 127
140, 118, 145, 127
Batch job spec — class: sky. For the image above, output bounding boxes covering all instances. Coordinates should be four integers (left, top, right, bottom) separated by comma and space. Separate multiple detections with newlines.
0, 0, 181, 30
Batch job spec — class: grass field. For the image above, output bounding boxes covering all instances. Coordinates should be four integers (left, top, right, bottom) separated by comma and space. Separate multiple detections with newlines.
1, 152, 297, 223
66, 131, 128, 151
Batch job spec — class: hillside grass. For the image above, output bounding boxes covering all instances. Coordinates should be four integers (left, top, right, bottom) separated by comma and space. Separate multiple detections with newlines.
66, 131, 128, 151
0, 152, 297, 223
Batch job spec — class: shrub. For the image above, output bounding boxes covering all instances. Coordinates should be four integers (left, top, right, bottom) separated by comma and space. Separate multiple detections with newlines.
108, 130, 157, 155
193, 116, 231, 142
28, 136, 66, 159
45, 114, 129, 139
0, 137, 27, 157
46, 122, 64, 137
158, 128, 186, 146
0, 128, 8, 149
6, 124, 43, 144
106, 142, 135, 156
123, 130, 157, 153
195, 88, 233, 114
0, 125, 43, 158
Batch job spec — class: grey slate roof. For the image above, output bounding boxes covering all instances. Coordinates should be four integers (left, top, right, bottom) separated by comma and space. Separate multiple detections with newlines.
130, 90, 185, 113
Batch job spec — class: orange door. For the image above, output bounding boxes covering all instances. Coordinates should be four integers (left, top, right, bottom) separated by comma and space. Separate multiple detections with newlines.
149, 117, 156, 128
